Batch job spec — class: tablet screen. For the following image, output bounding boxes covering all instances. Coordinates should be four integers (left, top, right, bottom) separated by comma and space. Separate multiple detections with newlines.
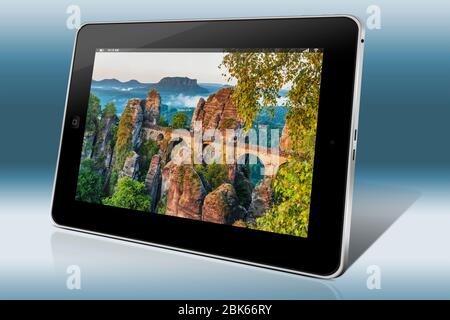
75, 49, 323, 238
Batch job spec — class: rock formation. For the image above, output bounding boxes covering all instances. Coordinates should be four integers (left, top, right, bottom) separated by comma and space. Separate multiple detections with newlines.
145, 154, 162, 212
120, 151, 140, 179
81, 134, 95, 160
125, 98, 144, 150
93, 113, 118, 170
190, 88, 243, 134
202, 183, 243, 224
142, 89, 160, 127
81, 84, 278, 226
122, 88, 162, 152
190, 97, 205, 129
162, 162, 207, 220
248, 177, 274, 221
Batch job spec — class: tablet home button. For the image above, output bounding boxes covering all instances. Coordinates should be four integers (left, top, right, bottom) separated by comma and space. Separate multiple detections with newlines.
71, 116, 80, 129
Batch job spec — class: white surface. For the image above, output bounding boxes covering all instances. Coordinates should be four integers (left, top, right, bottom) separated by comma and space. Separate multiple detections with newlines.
0, 169, 449, 299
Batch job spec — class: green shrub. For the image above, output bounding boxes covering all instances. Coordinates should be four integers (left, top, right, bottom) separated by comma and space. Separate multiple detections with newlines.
171, 112, 188, 129
76, 159, 104, 204
157, 116, 169, 127
138, 139, 160, 180
103, 176, 151, 212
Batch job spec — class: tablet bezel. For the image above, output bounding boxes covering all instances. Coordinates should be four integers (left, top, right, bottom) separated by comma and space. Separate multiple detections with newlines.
52, 16, 364, 278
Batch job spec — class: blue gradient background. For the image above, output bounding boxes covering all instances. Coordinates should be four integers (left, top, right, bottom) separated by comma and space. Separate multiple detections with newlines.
0, 0, 449, 299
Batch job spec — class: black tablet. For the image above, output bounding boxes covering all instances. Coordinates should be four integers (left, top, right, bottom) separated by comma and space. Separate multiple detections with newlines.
52, 16, 364, 278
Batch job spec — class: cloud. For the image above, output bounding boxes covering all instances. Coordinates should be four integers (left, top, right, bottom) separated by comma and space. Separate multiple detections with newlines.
164, 94, 207, 108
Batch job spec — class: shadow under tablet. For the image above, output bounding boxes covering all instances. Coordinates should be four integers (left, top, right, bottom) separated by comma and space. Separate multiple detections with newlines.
51, 231, 340, 299
348, 182, 421, 267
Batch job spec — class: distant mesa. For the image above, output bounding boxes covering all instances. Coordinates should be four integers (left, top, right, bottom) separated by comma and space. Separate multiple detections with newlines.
92, 78, 142, 87
92, 77, 209, 95
153, 77, 208, 94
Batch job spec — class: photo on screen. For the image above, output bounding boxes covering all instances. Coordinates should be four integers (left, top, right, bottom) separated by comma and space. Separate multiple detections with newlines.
75, 49, 323, 238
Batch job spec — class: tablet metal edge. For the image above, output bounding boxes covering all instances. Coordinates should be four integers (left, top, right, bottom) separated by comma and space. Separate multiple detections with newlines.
51, 15, 365, 279
330, 15, 365, 279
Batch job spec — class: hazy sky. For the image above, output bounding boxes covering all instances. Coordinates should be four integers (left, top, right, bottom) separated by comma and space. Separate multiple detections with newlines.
92, 52, 234, 84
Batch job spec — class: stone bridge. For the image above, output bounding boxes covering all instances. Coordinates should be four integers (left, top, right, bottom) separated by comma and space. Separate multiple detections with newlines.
143, 126, 288, 176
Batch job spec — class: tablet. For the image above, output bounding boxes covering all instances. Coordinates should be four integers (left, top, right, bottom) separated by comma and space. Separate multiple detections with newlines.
52, 16, 364, 278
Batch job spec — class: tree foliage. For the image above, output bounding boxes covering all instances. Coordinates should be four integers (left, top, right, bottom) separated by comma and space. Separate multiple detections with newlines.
157, 116, 169, 127
103, 176, 150, 211
171, 111, 188, 129
156, 194, 168, 214
102, 101, 117, 118
86, 93, 101, 133
112, 104, 134, 176
138, 139, 160, 181
255, 160, 312, 237
76, 159, 104, 204
221, 49, 323, 237
195, 162, 229, 190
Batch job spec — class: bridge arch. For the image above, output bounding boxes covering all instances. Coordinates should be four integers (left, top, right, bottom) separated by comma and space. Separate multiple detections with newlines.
236, 153, 266, 185
141, 126, 288, 172
235, 144, 286, 176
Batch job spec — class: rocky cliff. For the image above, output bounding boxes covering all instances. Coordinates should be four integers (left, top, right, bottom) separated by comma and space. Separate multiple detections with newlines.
120, 151, 140, 179
92, 113, 118, 170
142, 89, 161, 127
124, 90, 163, 150
190, 88, 243, 133
125, 98, 144, 150
202, 183, 244, 224
145, 154, 162, 212
248, 176, 274, 222
190, 97, 205, 129
162, 162, 207, 220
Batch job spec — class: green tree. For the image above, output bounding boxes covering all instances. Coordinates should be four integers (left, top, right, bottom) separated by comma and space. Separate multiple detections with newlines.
76, 159, 104, 204
86, 93, 101, 133
171, 112, 188, 129
112, 104, 134, 178
82, 94, 101, 157
195, 163, 228, 190
255, 160, 312, 237
221, 50, 322, 141
106, 171, 118, 196
103, 176, 151, 211
233, 169, 253, 208
102, 101, 117, 118
221, 49, 323, 237
157, 116, 169, 127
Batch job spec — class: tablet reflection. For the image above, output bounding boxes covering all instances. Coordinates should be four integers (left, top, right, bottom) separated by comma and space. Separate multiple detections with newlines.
51, 231, 340, 299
